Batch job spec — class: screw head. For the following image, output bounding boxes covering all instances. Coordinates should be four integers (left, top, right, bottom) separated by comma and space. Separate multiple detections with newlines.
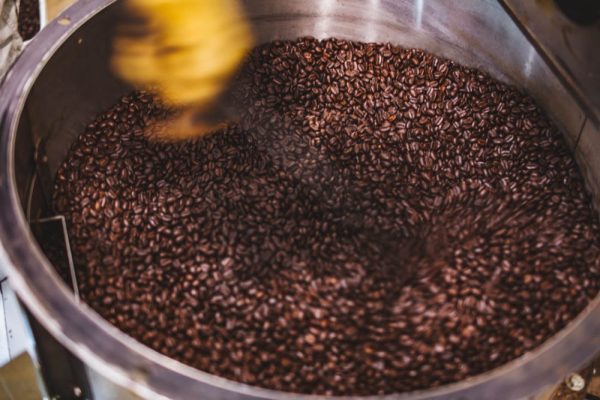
565, 373, 585, 392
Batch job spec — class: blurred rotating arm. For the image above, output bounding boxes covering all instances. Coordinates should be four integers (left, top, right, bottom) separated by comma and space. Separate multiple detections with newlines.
112, 0, 253, 139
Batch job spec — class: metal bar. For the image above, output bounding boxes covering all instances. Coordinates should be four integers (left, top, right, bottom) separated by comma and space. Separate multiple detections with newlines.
0, 285, 11, 367
31, 215, 79, 301
25, 172, 36, 224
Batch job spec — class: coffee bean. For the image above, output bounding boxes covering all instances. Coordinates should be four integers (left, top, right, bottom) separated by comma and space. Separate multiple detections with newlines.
51, 38, 600, 396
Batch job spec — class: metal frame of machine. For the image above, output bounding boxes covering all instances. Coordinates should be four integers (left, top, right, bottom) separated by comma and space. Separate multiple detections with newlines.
0, 0, 599, 399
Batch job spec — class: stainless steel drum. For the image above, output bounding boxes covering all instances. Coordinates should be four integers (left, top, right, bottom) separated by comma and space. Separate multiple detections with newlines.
1, 0, 599, 399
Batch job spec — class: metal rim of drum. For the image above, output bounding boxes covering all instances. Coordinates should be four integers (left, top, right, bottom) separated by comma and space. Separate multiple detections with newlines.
0, 0, 600, 399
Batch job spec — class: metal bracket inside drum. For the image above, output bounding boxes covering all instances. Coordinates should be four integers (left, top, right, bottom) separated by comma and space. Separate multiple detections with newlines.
26, 137, 80, 301
30, 216, 80, 301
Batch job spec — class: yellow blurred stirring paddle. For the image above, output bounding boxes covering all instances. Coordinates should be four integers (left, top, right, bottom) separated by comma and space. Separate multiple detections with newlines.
112, 0, 253, 140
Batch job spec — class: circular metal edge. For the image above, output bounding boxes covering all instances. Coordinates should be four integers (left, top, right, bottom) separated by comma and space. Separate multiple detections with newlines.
0, 1, 599, 399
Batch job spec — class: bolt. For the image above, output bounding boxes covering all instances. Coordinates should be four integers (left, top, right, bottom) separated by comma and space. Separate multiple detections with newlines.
565, 373, 585, 392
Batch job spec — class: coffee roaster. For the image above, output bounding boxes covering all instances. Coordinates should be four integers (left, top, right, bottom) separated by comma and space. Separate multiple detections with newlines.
0, 0, 599, 399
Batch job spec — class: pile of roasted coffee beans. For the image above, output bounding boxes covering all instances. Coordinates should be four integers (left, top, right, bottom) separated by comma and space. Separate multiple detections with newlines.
17, 0, 40, 41
53, 38, 600, 395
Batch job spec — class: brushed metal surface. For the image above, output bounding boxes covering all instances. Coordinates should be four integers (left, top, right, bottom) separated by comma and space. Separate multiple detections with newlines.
0, 1, 599, 399
499, 0, 600, 126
